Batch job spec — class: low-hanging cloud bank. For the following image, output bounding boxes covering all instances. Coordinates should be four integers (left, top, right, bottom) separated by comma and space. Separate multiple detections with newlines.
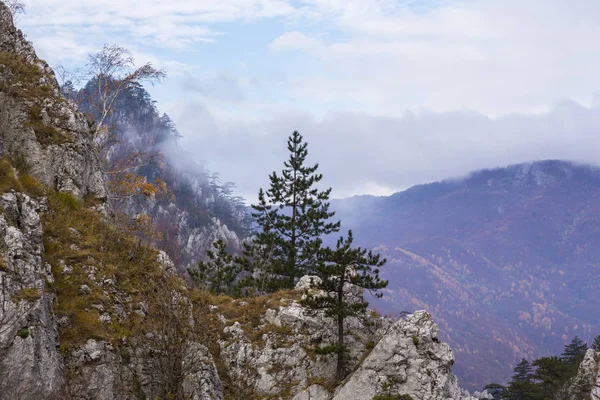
167, 98, 600, 201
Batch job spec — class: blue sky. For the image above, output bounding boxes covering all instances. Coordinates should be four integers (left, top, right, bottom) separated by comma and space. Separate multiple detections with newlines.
13, 0, 600, 199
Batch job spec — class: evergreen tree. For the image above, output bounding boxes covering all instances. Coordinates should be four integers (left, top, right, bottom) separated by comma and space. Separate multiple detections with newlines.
247, 131, 340, 290
532, 356, 569, 399
502, 358, 539, 400
188, 240, 240, 296
301, 230, 387, 380
561, 336, 588, 366
592, 335, 600, 352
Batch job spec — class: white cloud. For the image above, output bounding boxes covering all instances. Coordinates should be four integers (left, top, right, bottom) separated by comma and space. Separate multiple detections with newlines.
19, 0, 296, 51
268, 0, 600, 115
270, 31, 323, 52
167, 97, 600, 200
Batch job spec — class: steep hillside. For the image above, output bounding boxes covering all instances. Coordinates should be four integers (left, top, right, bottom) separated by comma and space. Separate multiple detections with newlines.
69, 75, 249, 271
333, 160, 600, 389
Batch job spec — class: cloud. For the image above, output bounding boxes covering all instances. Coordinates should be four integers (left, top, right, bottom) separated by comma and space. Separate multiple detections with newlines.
166, 98, 600, 201
266, 0, 600, 115
182, 72, 245, 102
270, 31, 324, 52
18, 0, 296, 53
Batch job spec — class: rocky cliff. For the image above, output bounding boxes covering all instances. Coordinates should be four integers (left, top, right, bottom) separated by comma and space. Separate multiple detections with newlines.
0, 4, 105, 202
565, 349, 600, 400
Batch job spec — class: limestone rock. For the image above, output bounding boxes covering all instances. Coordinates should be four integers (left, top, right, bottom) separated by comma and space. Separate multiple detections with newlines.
565, 348, 600, 400
292, 384, 330, 400
219, 279, 390, 398
332, 311, 476, 400
0, 193, 66, 400
0, 1, 107, 201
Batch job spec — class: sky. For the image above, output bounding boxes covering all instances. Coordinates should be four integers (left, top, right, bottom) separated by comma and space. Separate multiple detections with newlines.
13, 0, 600, 200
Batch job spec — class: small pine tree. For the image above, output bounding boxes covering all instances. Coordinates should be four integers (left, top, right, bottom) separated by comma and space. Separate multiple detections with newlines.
188, 240, 240, 296
301, 230, 387, 380
592, 335, 600, 352
246, 131, 340, 291
502, 358, 538, 400
561, 336, 588, 366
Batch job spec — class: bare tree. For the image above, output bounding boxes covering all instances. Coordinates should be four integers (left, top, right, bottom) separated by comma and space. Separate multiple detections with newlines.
85, 45, 165, 148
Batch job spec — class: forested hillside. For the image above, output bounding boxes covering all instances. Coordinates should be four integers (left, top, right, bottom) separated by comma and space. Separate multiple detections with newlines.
333, 160, 600, 389
63, 70, 251, 270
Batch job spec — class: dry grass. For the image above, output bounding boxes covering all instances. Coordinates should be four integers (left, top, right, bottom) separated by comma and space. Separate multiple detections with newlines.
42, 189, 167, 349
212, 289, 299, 344
12, 287, 41, 302
0, 158, 20, 193
0, 52, 72, 145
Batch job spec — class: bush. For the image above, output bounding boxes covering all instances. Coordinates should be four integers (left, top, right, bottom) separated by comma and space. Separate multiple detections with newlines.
54, 191, 81, 210
16, 327, 29, 339
411, 335, 419, 347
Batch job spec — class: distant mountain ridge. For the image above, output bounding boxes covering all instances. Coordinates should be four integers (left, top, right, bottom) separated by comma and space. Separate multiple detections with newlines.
332, 160, 600, 389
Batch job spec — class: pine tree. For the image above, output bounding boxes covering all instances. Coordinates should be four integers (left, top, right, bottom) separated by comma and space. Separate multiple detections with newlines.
247, 131, 340, 290
561, 336, 588, 366
592, 335, 600, 352
502, 358, 539, 400
532, 356, 569, 399
301, 230, 387, 380
188, 240, 240, 296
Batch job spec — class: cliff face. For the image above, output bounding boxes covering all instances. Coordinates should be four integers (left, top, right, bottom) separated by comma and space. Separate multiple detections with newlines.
566, 349, 600, 400
0, 5, 106, 202
0, 192, 66, 399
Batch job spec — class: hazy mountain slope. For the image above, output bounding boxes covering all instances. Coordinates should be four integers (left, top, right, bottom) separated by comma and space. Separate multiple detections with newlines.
332, 160, 600, 389
72, 81, 250, 269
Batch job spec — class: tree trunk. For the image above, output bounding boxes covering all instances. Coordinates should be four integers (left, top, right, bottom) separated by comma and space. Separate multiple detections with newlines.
336, 276, 345, 380
337, 314, 345, 380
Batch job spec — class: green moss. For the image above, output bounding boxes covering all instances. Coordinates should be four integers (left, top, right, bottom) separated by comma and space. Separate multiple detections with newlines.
16, 327, 30, 339
16, 327, 29, 339
373, 396, 414, 400
411, 335, 419, 347
315, 344, 338, 355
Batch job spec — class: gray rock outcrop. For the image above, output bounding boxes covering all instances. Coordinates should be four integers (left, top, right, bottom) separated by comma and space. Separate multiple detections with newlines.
218, 277, 477, 400
565, 348, 600, 400
0, 1, 106, 201
0, 192, 66, 400
333, 310, 476, 400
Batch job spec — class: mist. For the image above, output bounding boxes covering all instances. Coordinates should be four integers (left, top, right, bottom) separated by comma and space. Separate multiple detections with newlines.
165, 98, 600, 202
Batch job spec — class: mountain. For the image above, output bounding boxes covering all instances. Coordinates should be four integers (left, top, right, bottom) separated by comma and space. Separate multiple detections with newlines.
332, 160, 600, 389
70, 77, 250, 270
